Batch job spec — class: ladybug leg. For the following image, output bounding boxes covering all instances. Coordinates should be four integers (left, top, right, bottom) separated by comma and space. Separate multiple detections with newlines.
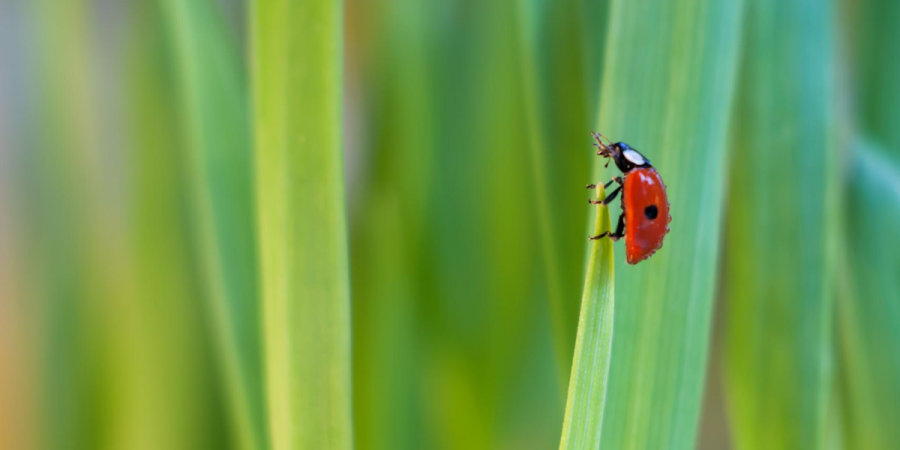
588, 185, 622, 206
589, 213, 626, 242
585, 176, 623, 190
610, 213, 626, 241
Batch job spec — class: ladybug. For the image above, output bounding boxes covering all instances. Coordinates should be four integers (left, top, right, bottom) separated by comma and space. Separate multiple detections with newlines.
586, 132, 671, 264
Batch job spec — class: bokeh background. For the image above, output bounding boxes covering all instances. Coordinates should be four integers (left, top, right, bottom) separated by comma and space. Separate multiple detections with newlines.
1, 0, 898, 449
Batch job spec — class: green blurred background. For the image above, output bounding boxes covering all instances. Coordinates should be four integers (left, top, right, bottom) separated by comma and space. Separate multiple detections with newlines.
1, 0, 898, 449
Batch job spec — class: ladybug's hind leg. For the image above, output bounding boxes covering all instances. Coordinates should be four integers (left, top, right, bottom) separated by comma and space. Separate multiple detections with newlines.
590, 212, 625, 242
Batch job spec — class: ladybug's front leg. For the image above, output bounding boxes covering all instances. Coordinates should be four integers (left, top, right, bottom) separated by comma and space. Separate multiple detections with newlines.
590, 213, 626, 242
587, 177, 626, 240
588, 185, 622, 206
585, 176, 623, 190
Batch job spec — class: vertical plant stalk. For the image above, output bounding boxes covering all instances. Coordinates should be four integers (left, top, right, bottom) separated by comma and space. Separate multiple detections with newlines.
723, 0, 838, 448
0, 51, 36, 450
348, 1, 434, 448
839, 1, 900, 444
591, 0, 744, 447
559, 186, 615, 449
837, 143, 900, 449
28, 0, 141, 447
161, 1, 268, 448
848, 0, 900, 152
123, 4, 231, 447
593, 0, 742, 449
252, 0, 352, 448
514, 0, 573, 383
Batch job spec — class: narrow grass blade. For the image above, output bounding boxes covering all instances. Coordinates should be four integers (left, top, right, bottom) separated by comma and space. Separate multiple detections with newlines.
26, 3, 99, 444
514, 0, 576, 381
837, 0, 900, 444
559, 186, 615, 449
590, 0, 744, 447
251, 0, 353, 448
123, 5, 231, 447
722, 1, 839, 448
515, 1, 611, 384
350, 193, 420, 450
837, 142, 900, 449
160, 1, 267, 448
416, 3, 551, 447
346, 2, 434, 449
23, 1, 229, 447
844, 0, 900, 152
0, 45, 37, 450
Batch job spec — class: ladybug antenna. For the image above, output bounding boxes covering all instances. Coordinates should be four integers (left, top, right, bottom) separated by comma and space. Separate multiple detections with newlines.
593, 131, 612, 145
591, 131, 613, 157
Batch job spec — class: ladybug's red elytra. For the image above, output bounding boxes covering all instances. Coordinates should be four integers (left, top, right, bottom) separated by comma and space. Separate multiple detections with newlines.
587, 132, 671, 264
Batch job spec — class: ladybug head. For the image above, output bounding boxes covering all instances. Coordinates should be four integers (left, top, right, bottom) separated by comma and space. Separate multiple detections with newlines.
592, 132, 652, 173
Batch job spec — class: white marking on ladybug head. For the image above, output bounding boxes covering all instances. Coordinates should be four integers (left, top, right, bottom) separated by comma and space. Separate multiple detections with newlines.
623, 149, 647, 165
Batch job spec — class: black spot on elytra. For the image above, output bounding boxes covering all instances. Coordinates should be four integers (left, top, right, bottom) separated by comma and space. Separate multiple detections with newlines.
644, 205, 658, 220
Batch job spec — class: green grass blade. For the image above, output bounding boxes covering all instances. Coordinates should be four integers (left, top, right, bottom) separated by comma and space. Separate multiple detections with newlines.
23, 1, 230, 447
346, 2, 435, 449
514, 0, 575, 382
251, 0, 352, 448
722, 1, 839, 448
417, 3, 553, 446
591, 0, 744, 447
26, 2, 97, 445
0, 71, 35, 449
838, 0, 900, 444
845, 0, 900, 152
160, 1, 268, 448
122, 5, 235, 447
837, 142, 900, 449
559, 186, 615, 449
350, 194, 421, 450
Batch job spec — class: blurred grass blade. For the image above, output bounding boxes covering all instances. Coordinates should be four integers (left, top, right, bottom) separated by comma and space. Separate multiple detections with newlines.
514, 0, 574, 381
416, 3, 555, 447
839, 1, 900, 444
592, 0, 744, 447
160, 1, 267, 448
346, 1, 434, 448
27, 1, 146, 447
837, 142, 900, 449
722, 0, 839, 448
559, 187, 614, 449
515, 0, 610, 382
124, 4, 233, 447
252, 0, 352, 448
845, 0, 900, 153
350, 193, 420, 450
26, 0, 229, 447
0, 20, 36, 447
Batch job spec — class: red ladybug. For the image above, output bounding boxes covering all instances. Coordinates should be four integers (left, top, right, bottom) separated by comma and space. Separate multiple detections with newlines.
587, 132, 671, 264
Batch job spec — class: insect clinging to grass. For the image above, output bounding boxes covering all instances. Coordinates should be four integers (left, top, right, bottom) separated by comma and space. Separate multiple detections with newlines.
586, 132, 671, 264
